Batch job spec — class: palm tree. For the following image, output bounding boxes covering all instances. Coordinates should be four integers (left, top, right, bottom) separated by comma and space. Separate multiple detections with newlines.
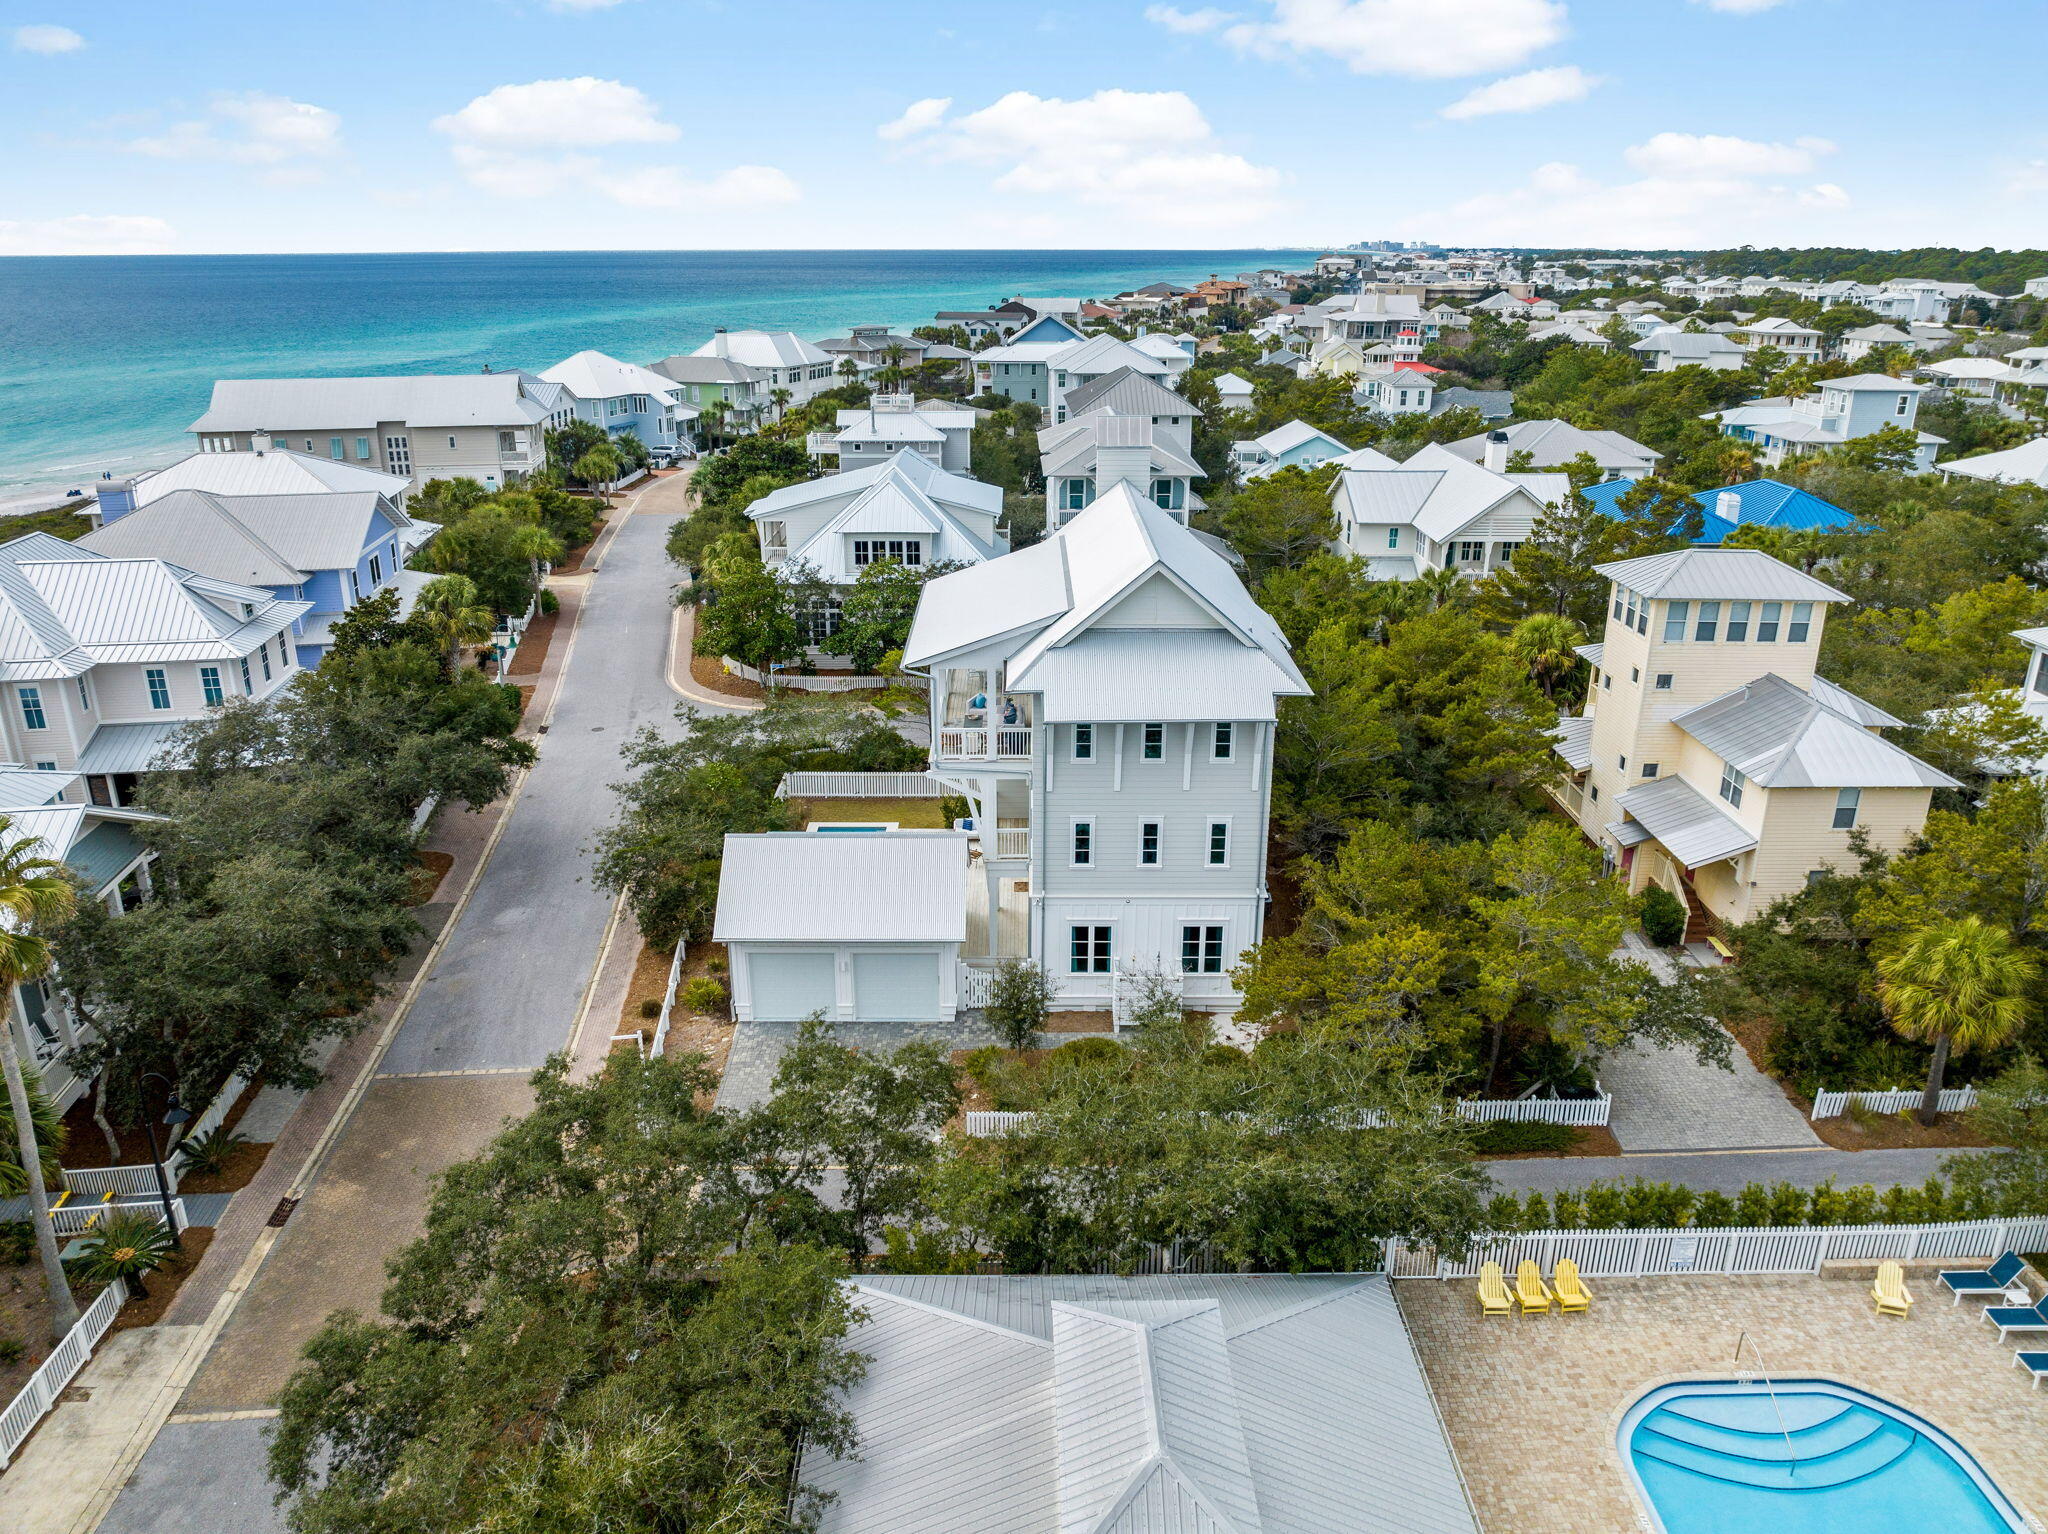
1509, 613, 1586, 700
1877, 916, 2038, 1125
572, 445, 623, 506
769, 387, 792, 422
0, 820, 80, 1338
1413, 565, 1469, 613
836, 358, 860, 392
0, 1062, 61, 1198
509, 524, 563, 599
702, 397, 734, 448
72, 1208, 176, 1300
414, 575, 494, 672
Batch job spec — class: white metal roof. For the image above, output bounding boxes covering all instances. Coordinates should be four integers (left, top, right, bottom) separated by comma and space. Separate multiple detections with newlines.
1553, 714, 1594, 771
1334, 445, 1555, 545
1938, 436, 2048, 488
1616, 774, 1758, 868
1039, 415, 1204, 480
1673, 672, 1959, 790
1020, 631, 1303, 724
1592, 547, 1850, 603
1054, 334, 1171, 379
1442, 419, 1659, 471
80, 488, 415, 586
690, 329, 834, 369
1062, 369, 1202, 421
131, 448, 409, 506
803, 1275, 1477, 1534
539, 349, 682, 402
1245, 420, 1348, 458
189, 373, 553, 432
1806, 674, 1903, 729
712, 831, 968, 944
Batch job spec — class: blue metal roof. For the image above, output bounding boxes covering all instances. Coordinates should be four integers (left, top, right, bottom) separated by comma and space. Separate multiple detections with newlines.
1583, 477, 1859, 544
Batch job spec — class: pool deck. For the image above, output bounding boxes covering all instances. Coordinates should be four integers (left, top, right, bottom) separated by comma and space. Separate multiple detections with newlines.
1398, 1269, 2048, 1533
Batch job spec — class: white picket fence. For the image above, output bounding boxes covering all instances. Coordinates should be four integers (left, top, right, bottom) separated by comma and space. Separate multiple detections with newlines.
964, 1110, 1035, 1135
959, 965, 999, 1008
777, 772, 943, 799
1812, 1085, 1978, 1120
650, 941, 685, 1058
50, 1196, 187, 1239
1457, 1087, 1611, 1127
1384, 1215, 2048, 1280
56, 1071, 254, 1200
0, 1278, 126, 1467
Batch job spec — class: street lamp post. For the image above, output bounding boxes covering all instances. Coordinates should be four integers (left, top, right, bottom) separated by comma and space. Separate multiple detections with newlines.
138, 1071, 189, 1248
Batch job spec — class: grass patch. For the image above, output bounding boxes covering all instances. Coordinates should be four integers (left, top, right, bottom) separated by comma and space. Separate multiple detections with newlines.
791, 796, 950, 829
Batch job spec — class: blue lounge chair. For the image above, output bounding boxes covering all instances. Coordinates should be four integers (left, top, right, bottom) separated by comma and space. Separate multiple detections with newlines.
1983, 1297, 2048, 1344
1940, 1251, 2027, 1304
2017, 1352, 2048, 1392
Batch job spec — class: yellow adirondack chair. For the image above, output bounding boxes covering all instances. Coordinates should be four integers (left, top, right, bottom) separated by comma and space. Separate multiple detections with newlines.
1476, 1261, 1513, 1318
1554, 1258, 1592, 1314
1872, 1260, 1914, 1319
1516, 1259, 1553, 1316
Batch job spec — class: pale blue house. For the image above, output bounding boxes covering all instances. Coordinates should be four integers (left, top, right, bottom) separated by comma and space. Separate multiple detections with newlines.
541, 350, 696, 454
1229, 419, 1355, 480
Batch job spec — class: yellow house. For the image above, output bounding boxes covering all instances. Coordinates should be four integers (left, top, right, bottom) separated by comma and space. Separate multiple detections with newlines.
1550, 547, 1958, 937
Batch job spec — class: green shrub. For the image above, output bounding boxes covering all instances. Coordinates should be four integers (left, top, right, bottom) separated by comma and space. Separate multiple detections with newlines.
0, 1220, 32, 1266
984, 959, 1054, 1051
639, 998, 661, 1020
174, 1126, 250, 1179
1470, 1120, 1574, 1154
706, 951, 727, 974
680, 977, 727, 1015
1200, 1043, 1248, 1068
0, 1333, 21, 1366
1046, 1037, 1127, 1077
1692, 1190, 1738, 1227
538, 588, 560, 615
1640, 885, 1687, 947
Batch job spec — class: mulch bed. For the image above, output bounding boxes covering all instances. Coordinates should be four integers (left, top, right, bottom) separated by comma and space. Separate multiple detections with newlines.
409, 849, 455, 905
109, 1227, 215, 1333
1728, 1014, 1994, 1151
0, 1270, 110, 1400
689, 650, 767, 701
515, 683, 538, 717
505, 606, 559, 679
614, 938, 734, 1101
175, 1138, 271, 1196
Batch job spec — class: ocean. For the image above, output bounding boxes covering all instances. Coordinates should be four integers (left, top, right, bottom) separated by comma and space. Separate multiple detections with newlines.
0, 248, 1316, 513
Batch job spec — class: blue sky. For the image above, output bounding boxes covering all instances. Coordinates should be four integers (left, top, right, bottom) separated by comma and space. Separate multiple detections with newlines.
4, 0, 2043, 256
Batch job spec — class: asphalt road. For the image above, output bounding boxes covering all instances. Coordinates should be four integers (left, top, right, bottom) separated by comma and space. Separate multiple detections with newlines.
379, 505, 705, 1075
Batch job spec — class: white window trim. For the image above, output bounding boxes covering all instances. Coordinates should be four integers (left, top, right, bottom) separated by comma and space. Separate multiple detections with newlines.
1068, 923, 1114, 975
1212, 722, 1235, 762
1070, 817, 1096, 868
1071, 723, 1095, 762
1206, 816, 1233, 869
1141, 722, 1165, 761
1137, 819, 1163, 868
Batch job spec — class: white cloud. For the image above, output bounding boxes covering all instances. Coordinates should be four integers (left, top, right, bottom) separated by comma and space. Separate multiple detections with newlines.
435, 78, 793, 211
432, 77, 677, 150
879, 88, 1284, 230
1622, 131, 1832, 178
1440, 65, 1597, 119
1690, 0, 1790, 12
0, 214, 173, 255
11, 24, 83, 54
1144, 5, 1235, 33
126, 93, 341, 171
1406, 132, 1848, 246
2009, 160, 2048, 196
1220, 0, 1567, 78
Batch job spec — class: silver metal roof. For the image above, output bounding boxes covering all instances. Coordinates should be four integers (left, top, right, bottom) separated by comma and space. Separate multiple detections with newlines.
189, 373, 553, 433
1442, 419, 1658, 470
76, 719, 190, 776
132, 448, 408, 506
1552, 714, 1595, 771
806, 1275, 1478, 1534
1806, 673, 1903, 729
1672, 672, 1958, 789
1616, 773, 1757, 867
1062, 369, 1202, 421
712, 831, 968, 944
1592, 547, 1851, 603
80, 489, 405, 586
1023, 631, 1299, 724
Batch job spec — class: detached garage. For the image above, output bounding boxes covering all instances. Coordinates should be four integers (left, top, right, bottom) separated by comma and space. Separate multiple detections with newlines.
714, 831, 970, 1024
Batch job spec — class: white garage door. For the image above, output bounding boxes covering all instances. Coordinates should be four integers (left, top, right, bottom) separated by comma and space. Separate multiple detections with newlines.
852, 951, 941, 1022
748, 950, 837, 1021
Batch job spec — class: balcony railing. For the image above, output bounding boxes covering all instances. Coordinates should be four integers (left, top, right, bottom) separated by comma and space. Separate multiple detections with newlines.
937, 727, 1031, 760
992, 827, 1030, 860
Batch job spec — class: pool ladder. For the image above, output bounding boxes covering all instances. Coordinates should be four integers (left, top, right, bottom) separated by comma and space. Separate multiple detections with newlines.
1733, 1329, 1799, 1477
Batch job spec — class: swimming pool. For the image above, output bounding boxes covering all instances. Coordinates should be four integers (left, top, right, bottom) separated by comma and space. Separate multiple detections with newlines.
1621, 1379, 2027, 1534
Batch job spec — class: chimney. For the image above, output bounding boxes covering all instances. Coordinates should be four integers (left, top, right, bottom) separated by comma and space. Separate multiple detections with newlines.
711, 327, 729, 358
1716, 490, 1742, 523
1483, 429, 1511, 473
95, 475, 138, 523
251, 431, 273, 453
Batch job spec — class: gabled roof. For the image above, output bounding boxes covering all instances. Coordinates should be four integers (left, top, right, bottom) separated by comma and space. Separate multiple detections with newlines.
1631, 329, 1746, 359
1062, 368, 1202, 421
752, 453, 1004, 569
648, 354, 765, 387
1592, 546, 1850, 602
1054, 334, 1171, 378
1616, 774, 1757, 868
1673, 672, 1958, 790
131, 448, 409, 506
1334, 444, 1560, 544
80, 488, 417, 585
747, 451, 1000, 521
540, 349, 682, 402
712, 832, 969, 944
1442, 419, 1658, 471
689, 329, 833, 369
1039, 413, 1203, 480
1242, 420, 1348, 458
189, 373, 553, 433
1212, 372, 1254, 394
1938, 436, 2048, 488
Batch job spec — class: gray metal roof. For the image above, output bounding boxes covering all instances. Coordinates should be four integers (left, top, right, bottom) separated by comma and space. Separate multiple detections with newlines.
1023, 630, 1300, 724
1673, 672, 1958, 789
1807, 674, 1903, 729
712, 831, 968, 944
76, 719, 191, 775
189, 373, 553, 433
1039, 415, 1203, 480
1591, 547, 1850, 603
648, 354, 765, 386
79, 489, 406, 586
1442, 419, 1658, 471
1552, 714, 1594, 771
1062, 369, 1202, 421
1616, 773, 1758, 867
132, 448, 409, 505
806, 1275, 1477, 1534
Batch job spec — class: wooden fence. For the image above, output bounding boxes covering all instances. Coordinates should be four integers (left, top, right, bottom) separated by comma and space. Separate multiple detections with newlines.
0, 1278, 125, 1467
1383, 1216, 2048, 1280
777, 772, 943, 799
1811, 1085, 1978, 1120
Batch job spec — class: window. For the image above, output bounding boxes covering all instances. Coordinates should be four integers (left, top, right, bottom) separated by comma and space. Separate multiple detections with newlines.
1071, 820, 1094, 867
1624, 589, 1638, 631
369, 554, 384, 585
1139, 821, 1161, 866
1642, 762, 1659, 778
278, 633, 290, 668
1757, 601, 1781, 642
1212, 722, 1234, 760
1788, 602, 1813, 643
1718, 762, 1746, 808
329, 437, 345, 460
1498, 541, 1521, 564
1833, 787, 1861, 830
17, 687, 46, 730
761, 521, 787, 555
76, 675, 91, 712
1181, 925, 1225, 974
1694, 601, 1721, 642
1654, 673, 1673, 690
1069, 925, 1112, 973
1062, 479, 1091, 510
1613, 588, 1626, 622
797, 599, 843, 646
1618, 756, 1627, 772
1149, 478, 1183, 510
1896, 393, 1910, 416
1726, 600, 1751, 642
1631, 667, 1640, 683
1806, 870, 1829, 889
145, 668, 171, 710
200, 666, 224, 706
1207, 820, 1230, 866
1663, 600, 1690, 642
240, 657, 252, 694
499, 430, 517, 454
1072, 723, 1094, 761
1588, 784, 1599, 802
447, 435, 458, 450
1142, 723, 1164, 760
852, 538, 922, 567
1387, 526, 1400, 549
33, 761, 55, 772
1458, 540, 1485, 563
355, 437, 372, 460
259, 641, 274, 680
385, 435, 410, 474
1602, 673, 1611, 690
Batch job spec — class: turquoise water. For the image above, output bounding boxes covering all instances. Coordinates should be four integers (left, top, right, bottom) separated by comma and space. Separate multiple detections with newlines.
0, 248, 1315, 507
1623, 1380, 2025, 1533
